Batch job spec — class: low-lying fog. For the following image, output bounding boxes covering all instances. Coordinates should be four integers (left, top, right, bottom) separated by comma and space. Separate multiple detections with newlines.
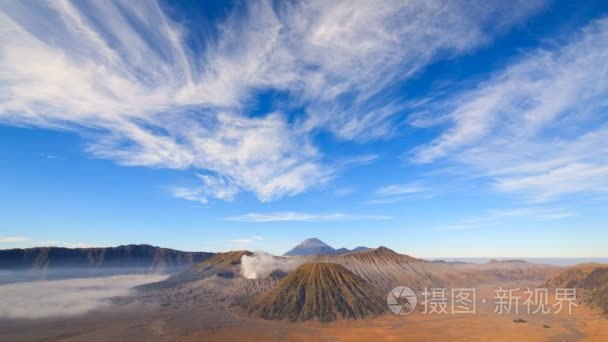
0, 267, 183, 285
0, 274, 167, 319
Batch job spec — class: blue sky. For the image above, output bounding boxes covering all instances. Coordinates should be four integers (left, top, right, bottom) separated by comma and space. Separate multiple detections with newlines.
1, 0, 607, 257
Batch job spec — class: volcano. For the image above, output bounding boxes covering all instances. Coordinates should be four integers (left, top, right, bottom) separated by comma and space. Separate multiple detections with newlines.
283, 238, 336, 256
248, 262, 386, 322
143, 250, 252, 289
283, 237, 370, 256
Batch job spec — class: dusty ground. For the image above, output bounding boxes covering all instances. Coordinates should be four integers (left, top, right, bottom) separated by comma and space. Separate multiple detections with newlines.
1, 282, 607, 341
184, 283, 608, 342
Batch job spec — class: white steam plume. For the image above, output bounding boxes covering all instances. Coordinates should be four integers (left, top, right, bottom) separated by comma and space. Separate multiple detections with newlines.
240, 252, 304, 279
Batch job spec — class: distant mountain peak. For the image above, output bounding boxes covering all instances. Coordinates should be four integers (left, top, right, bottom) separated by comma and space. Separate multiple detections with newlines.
334, 247, 351, 255
345, 246, 421, 264
297, 238, 330, 248
488, 259, 528, 264
283, 238, 335, 256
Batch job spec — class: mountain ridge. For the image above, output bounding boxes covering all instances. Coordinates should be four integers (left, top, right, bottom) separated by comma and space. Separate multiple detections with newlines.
545, 263, 608, 315
283, 238, 370, 256
0, 244, 214, 273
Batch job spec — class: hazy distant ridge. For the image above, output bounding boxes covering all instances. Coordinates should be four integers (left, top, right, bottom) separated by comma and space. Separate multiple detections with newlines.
0, 244, 213, 272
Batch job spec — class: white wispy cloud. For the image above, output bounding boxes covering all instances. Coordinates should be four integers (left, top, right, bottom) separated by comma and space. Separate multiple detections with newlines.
364, 196, 413, 205
413, 17, 608, 202
0, 237, 100, 249
336, 154, 379, 168
375, 184, 427, 196
364, 183, 429, 204
285, 0, 546, 140
0, 236, 31, 244
228, 236, 264, 244
432, 224, 481, 231
41, 154, 65, 161
225, 212, 392, 222
432, 207, 575, 230
0, 1, 323, 203
35, 241, 101, 248
333, 187, 355, 197
496, 163, 608, 202
486, 207, 576, 220
0, 1, 544, 203
172, 173, 239, 204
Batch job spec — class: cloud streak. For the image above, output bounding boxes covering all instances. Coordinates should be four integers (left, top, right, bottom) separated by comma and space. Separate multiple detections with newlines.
0, 0, 545, 203
225, 212, 392, 222
364, 183, 430, 204
413, 17, 608, 202
375, 184, 427, 196
432, 207, 575, 230
228, 236, 264, 244
0, 238, 101, 249
0, 236, 31, 244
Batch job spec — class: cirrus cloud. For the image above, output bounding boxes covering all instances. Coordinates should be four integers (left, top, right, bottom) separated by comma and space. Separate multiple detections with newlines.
0, 236, 31, 244
225, 212, 392, 222
413, 17, 608, 202
0, 0, 545, 203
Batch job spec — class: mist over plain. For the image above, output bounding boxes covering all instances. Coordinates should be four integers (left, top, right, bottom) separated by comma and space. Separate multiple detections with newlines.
0, 274, 167, 319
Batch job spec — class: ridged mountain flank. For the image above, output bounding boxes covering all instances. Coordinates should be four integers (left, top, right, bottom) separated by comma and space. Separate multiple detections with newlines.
312, 246, 451, 291
248, 262, 386, 322
545, 263, 608, 315
148, 250, 253, 288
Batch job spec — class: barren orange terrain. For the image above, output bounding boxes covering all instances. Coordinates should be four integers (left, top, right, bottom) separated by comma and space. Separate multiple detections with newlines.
182, 285, 608, 342
2, 253, 607, 341
1, 281, 607, 341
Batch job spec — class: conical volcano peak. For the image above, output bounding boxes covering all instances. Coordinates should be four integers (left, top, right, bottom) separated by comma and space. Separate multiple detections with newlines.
297, 238, 330, 248
283, 238, 336, 256
248, 262, 386, 321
